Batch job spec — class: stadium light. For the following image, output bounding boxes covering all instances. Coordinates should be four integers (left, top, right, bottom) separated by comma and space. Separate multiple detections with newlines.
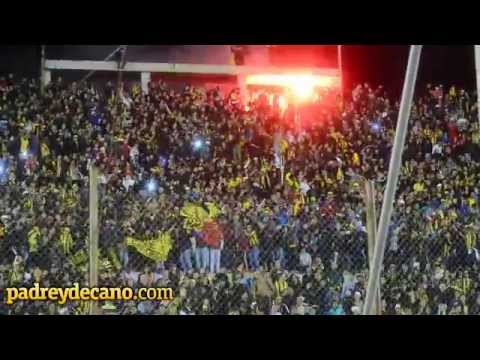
146, 179, 158, 193
278, 96, 288, 113
245, 74, 335, 102
159, 155, 168, 167
192, 138, 204, 151
19, 151, 29, 160
290, 77, 315, 101
371, 122, 381, 133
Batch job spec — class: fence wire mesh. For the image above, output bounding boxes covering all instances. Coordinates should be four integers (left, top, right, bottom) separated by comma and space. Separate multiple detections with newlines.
0, 178, 90, 315
2, 75, 480, 315
93, 167, 374, 315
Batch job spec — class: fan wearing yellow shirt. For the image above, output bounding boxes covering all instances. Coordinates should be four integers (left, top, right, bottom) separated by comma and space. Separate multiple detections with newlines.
20, 134, 30, 154
228, 176, 243, 189
471, 128, 480, 144
40, 141, 50, 159
245, 224, 260, 271
0, 221, 5, 240
260, 159, 271, 190
413, 181, 425, 193
292, 195, 305, 217
285, 172, 300, 194
423, 127, 433, 143
59, 226, 74, 255
336, 167, 344, 183
352, 152, 361, 167
464, 226, 477, 251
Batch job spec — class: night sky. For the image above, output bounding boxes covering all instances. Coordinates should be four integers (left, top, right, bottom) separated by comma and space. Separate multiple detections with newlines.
343, 45, 476, 98
0, 45, 476, 98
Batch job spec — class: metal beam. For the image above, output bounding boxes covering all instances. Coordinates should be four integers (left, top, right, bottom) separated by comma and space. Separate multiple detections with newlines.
364, 180, 381, 315
45, 59, 340, 77
475, 46, 480, 126
338, 45, 344, 99
89, 165, 100, 315
363, 45, 422, 315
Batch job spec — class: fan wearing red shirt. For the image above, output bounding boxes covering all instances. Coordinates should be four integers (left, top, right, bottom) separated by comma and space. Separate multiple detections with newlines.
447, 121, 459, 146
121, 139, 131, 160
202, 220, 224, 274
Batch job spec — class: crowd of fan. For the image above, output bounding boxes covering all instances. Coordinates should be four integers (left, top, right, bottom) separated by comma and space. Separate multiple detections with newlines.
1, 73, 480, 315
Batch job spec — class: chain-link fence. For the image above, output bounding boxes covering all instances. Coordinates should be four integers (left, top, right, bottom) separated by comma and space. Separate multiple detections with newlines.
378, 197, 480, 315
1, 83, 480, 316
91, 169, 375, 315
0, 176, 90, 315
2, 165, 480, 315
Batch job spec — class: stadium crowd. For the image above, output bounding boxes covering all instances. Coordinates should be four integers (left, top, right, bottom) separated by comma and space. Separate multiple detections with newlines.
1, 73, 480, 315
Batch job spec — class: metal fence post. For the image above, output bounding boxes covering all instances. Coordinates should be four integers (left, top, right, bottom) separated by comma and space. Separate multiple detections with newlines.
364, 180, 381, 314
363, 45, 422, 315
89, 165, 100, 315
474, 45, 480, 127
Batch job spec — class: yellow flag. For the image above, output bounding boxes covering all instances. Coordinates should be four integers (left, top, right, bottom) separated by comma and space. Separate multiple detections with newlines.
180, 203, 210, 231
413, 182, 424, 193
126, 231, 173, 262
206, 202, 221, 219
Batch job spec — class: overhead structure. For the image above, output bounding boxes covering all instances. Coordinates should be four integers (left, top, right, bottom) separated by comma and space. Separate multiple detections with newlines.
41, 45, 343, 97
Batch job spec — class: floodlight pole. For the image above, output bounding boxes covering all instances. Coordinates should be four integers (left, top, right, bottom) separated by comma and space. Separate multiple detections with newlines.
116, 46, 128, 105
89, 165, 100, 315
475, 46, 480, 127
338, 45, 344, 101
363, 45, 422, 315
40, 45, 46, 95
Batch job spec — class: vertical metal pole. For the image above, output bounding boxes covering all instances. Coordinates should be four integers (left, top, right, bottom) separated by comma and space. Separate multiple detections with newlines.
474, 46, 480, 127
89, 165, 100, 315
141, 72, 151, 95
238, 73, 249, 109
338, 45, 344, 101
280, 156, 285, 186
40, 45, 46, 96
116, 46, 127, 106
364, 180, 381, 314
363, 45, 422, 315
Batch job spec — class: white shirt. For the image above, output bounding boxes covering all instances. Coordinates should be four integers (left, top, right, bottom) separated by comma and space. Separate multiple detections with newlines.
300, 181, 311, 195
342, 273, 356, 298
58, 307, 69, 315
123, 176, 135, 191
99, 174, 109, 185
274, 153, 283, 169
457, 118, 468, 131
130, 146, 139, 163
123, 270, 140, 285
432, 143, 443, 155
299, 252, 312, 268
